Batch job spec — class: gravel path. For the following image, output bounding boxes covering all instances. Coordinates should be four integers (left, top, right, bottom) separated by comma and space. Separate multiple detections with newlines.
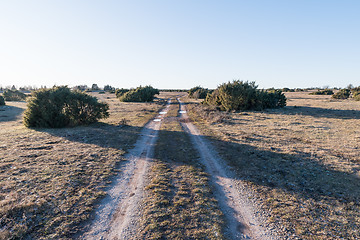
178, 99, 279, 240
81, 100, 171, 240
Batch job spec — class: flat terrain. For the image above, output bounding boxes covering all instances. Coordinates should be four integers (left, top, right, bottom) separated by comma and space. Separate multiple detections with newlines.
185, 91, 360, 239
0, 92, 167, 239
1, 91, 359, 239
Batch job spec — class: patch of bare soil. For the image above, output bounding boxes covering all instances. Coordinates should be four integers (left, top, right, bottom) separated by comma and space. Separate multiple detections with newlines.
81, 100, 172, 240
178, 99, 279, 239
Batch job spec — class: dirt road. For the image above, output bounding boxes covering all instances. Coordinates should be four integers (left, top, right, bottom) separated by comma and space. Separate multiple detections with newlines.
82, 97, 277, 239
178, 99, 277, 239
82, 100, 171, 240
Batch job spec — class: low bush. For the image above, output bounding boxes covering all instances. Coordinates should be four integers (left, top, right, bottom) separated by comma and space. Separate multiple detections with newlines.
24, 86, 109, 128
309, 89, 334, 95
3, 89, 27, 101
203, 80, 286, 111
115, 88, 129, 98
352, 87, 360, 101
0, 96, 5, 105
188, 86, 210, 99
118, 86, 159, 102
332, 89, 351, 99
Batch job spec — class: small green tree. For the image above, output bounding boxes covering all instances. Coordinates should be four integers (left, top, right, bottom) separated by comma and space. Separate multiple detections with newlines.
91, 84, 100, 91
309, 89, 334, 95
352, 87, 360, 101
203, 80, 286, 111
188, 86, 210, 99
24, 86, 109, 128
104, 85, 115, 92
115, 88, 129, 98
118, 86, 159, 102
0, 96, 5, 106
3, 89, 27, 101
332, 89, 351, 99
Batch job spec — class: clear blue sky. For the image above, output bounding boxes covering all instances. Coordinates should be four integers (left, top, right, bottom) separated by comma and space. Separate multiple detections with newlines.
1, 0, 359, 89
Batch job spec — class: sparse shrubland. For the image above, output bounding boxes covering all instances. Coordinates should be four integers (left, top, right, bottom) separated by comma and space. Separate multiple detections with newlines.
309, 89, 334, 95
23, 86, 109, 128
118, 85, 159, 102
203, 80, 286, 111
0, 96, 5, 106
0, 92, 172, 239
3, 89, 27, 101
188, 86, 210, 99
332, 89, 351, 99
185, 91, 360, 239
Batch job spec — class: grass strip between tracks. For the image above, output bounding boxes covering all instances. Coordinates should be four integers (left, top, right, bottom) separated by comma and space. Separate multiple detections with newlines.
138, 100, 225, 239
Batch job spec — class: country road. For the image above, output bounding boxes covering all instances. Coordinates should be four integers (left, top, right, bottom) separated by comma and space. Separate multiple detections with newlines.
82, 97, 278, 240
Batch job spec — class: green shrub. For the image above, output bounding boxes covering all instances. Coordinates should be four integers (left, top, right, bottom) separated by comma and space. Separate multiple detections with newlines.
188, 86, 210, 99
118, 86, 159, 102
3, 89, 27, 101
352, 87, 360, 101
332, 89, 351, 99
203, 80, 286, 111
24, 86, 109, 128
282, 88, 295, 92
309, 89, 334, 95
115, 88, 129, 98
0, 96, 5, 106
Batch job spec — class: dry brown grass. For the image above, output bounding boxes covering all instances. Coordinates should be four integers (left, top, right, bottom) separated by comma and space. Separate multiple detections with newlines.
0, 92, 168, 239
185, 92, 360, 239
138, 100, 225, 239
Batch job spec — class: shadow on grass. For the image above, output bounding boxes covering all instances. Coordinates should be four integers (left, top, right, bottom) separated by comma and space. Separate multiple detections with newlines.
205, 134, 360, 203
267, 106, 360, 120
0, 104, 25, 122
30, 116, 360, 237
36, 122, 144, 150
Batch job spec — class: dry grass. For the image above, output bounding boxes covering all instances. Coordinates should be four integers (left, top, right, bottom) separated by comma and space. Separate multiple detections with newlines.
0, 92, 168, 239
185, 92, 360, 239
138, 100, 225, 239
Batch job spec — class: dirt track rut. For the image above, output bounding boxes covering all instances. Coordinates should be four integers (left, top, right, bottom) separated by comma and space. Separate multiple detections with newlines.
178, 99, 277, 239
82, 98, 277, 239
82, 100, 171, 240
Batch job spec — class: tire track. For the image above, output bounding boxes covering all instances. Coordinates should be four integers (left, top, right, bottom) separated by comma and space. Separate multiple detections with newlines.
82, 99, 171, 240
178, 98, 278, 240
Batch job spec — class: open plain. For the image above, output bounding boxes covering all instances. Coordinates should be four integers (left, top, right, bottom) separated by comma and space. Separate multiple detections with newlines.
185, 91, 360, 239
1, 91, 359, 239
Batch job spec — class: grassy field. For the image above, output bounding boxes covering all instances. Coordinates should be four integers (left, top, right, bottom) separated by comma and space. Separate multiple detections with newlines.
185, 91, 360, 239
0, 92, 167, 239
137, 100, 225, 239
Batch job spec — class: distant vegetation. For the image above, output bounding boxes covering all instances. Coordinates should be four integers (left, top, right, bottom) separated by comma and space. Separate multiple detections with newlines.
202, 80, 286, 111
3, 89, 27, 101
332, 89, 351, 99
309, 89, 334, 95
159, 89, 188, 92
353, 87, 360, 101
24, 86, 109, 128
0, 96, 5, 106
115, 88, 130, 98
188, 86, 211, 99
117, 86, 159, 102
